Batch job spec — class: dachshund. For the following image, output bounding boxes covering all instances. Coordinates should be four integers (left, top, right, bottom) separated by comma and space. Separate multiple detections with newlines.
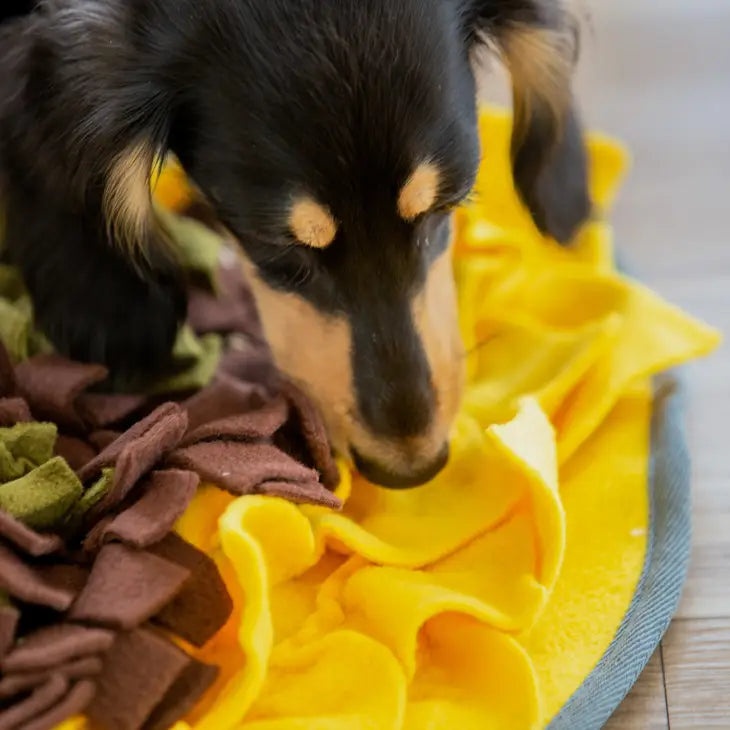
0, 0, 590, 487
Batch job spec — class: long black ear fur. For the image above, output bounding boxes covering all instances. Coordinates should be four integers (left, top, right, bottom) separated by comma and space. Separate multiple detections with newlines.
464, 0, 591, 243
0, 1, 186, 373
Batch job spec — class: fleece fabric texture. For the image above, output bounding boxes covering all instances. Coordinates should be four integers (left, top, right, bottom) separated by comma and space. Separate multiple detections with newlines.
54, 108, 718, 730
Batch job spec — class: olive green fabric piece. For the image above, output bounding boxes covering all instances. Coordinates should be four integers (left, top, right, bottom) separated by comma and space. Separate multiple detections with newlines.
64, 468, 115, 536
156, 204, 223, 293
0, 456, 83, 530
0, 423, 58, 482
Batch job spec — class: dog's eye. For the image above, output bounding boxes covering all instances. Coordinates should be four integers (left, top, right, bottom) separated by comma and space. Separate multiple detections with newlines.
257, 246, 316, 290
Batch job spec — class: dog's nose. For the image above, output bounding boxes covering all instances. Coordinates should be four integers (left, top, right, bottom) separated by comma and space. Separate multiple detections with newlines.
352, 442, 450, 489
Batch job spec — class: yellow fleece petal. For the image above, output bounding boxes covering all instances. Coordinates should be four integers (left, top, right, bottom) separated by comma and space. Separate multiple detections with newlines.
241, 631, 407, 730
303, 414, 522, 567
552, 276, 721, 462
405, 614, 541, 730
525, 384, 653, 722
193, 497, 318, 730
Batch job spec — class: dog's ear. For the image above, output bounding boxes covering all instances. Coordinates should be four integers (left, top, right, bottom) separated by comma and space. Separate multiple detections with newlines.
463, 0, 591, 243
0, 6, 187, 372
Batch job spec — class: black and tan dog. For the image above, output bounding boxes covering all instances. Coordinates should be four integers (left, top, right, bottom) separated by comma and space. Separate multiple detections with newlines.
0, 0, 590, 487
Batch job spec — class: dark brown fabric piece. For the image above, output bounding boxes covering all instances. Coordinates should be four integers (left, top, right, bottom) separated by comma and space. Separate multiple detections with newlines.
1, 624, 115, 673
0, 674, 69, 730
0, 656, 103, 699
167, 441, 319, 496
257, 480, 342, 509
278, 381, 340, 489
182, 397, 289, 446
218, 346, 280, 391
0, 511, 63, 557
87, 430, 122, 451
86, 628, 190, 730
14, 356, 108, 431
182, 375, 268, 433
99, 470, 199, 549
0, 605, 19, 659
78, 404, 185, 483
151, 533, 233, 647
79, 404, 188, 522
143, 658, 219, 730
0, 544, 77, 611
33, 564, 90, 601
187, 256, 264, 340
75, 393, 148, 430
18, 679, 96, 730
53, 435, 96, 472
0, 398, 32, 427
69, 543, 190, 630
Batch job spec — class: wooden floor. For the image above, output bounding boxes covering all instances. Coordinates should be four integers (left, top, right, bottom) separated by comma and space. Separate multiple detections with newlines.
577, 1, 730, 727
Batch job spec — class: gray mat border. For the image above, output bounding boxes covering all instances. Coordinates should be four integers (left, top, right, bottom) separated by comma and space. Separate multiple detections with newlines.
548, 371, 691, 729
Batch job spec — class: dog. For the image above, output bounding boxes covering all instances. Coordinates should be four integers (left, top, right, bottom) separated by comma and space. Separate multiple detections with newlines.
0, 0, 590, 488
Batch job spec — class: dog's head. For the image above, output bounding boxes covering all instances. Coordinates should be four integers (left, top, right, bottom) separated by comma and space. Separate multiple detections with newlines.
161, 0, 589, 487
14, 0, 588, 487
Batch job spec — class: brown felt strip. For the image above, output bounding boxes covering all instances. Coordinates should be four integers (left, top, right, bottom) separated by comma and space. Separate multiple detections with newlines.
0, 399, 31, 427
166, 441, 319, 497
0, 605, 19, 659
100, 470, 199, 549
279, 380, 340, 489
0, 510, 64, 557
14, 355, 108, 431
0, 656, 103, 699
75, 393, 148, 430
0, 674, 69, 730
151, 533, 233, 647
53, 435, 96, 472
17, 679, 96, 730
77, 404, 186, 483
87, 431, 122, 451
181, 397, 289, 446
86, 628, 190, 730
257, 480, 342, 509
143, 658, 219, 730
182, 374, 269, 432
0, 544, 78, 611
1, 624, 115, 673
69, 543, 190, 630
81, 405, 188, 523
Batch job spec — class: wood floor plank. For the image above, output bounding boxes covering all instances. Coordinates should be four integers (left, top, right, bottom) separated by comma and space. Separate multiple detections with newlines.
604, 650, 669, 730
664, 619, 730, 727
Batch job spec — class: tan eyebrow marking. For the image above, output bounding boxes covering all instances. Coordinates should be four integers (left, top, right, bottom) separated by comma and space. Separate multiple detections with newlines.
398, 162, 441, 221
289, 197, 338, 248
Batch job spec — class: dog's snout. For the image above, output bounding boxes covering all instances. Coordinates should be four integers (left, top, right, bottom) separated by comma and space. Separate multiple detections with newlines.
358, 373, 435, 439
352, 442, 450, 489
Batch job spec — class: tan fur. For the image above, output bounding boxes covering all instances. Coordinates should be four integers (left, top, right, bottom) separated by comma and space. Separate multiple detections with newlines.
500, 24, 575, 135
241, 228, 464, 479
242, 257, 355, 457
289, 197, 338, 248
398, 163, 441, 221
103, 141, 156, 255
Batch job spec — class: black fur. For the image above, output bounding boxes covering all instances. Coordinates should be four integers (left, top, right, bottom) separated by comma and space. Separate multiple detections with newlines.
0, 0, 589, 442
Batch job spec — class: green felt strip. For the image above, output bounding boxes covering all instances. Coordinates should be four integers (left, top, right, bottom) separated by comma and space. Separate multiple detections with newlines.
0, 423, 58, 483
156, 204, 223, 293
0, 299, 31, 364
0, 456, 83, 530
